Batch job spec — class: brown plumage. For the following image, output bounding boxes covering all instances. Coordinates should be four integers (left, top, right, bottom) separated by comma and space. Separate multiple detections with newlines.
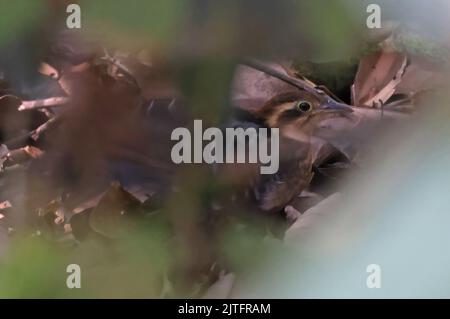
237, 89, 353, 212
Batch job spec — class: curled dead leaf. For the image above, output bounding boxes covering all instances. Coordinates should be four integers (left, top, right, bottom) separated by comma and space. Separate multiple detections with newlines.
352, 51, 408, 107
38, 62, 59, 79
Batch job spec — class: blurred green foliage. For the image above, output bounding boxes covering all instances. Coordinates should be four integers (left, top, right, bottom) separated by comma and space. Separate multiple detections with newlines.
0, 237, 69, 298
0, 0, 45, 44
82, 0, 187, 48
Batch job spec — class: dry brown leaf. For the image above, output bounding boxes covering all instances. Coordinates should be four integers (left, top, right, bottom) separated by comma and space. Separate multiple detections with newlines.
395, 54, 445, 96
231, 62, 312, 111
0, 200, 12, 211
69, 208, 93, 241
4, 146, 44, 166
285, 193, 342, 242
72, 193, 104, 214
202, 273, 236, 299
88, 181, 144, 239
352, 51, 408, 107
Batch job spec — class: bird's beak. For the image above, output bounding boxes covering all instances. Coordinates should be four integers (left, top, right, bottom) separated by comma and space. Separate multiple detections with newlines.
320, 100, 353, 113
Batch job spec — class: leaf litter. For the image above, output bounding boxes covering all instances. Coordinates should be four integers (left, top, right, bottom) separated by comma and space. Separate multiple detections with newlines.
0, 24, 447, 298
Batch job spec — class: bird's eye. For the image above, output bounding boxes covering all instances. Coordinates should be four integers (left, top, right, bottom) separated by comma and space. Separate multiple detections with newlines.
296, 101, 312, 113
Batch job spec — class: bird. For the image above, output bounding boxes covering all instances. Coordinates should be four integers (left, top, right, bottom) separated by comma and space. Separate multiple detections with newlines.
225, 87, 354, 213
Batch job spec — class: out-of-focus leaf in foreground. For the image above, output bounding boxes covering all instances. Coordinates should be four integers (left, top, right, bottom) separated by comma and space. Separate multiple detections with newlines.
0, 0, 45, 45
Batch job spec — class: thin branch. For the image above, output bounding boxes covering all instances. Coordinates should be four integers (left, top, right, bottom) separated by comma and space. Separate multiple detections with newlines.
3, 116, 62, 147
18, 97, 70, 111
31, 116, 61, 141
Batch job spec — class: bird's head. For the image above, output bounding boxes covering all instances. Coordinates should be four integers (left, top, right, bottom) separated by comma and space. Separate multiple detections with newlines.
255, 89, 353, 142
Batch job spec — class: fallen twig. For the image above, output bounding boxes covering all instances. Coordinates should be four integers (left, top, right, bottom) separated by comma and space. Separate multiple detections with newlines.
31, 116, 61, 141
18, 97, 70, 111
